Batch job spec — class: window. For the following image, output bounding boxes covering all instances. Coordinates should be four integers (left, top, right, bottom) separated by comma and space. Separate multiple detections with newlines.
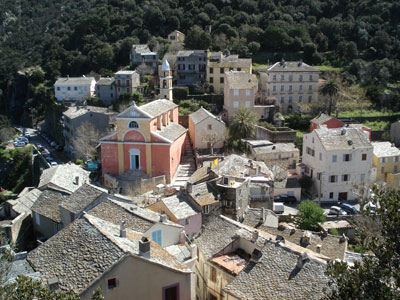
107, 278, 117, 289
220, 77, 224, 84
299, 96, 302, 102
72, 86, 77, 91
126, 87, 130, 93
280, 85, 284, 91
332, 155, 337, 162
223, 177, 229, 184
245, 101, 251, 107
204, 205, 210, 214
209, 77, 213, 83
151, 230, 162, 245
308, 96, 312, 103
395, 166, 398, 173
299, 75, 303, 81
163, 284, 179, 300
185, 218, 190, 225
56, 87, 60, 91
329, 175, 338, 183
309, 85, 312, 91
234, 89, 239, 96
379, 157, 386, 163
210, 266, 217, 282
281, 75, 284, 81
289, 85, 292, 91
220, 67, 224, 73
362, 153, 367, 161
246, 89, 251, 96
394, 156, 399, 162
343, 154, 352, 162
233, 101, 239, 108
381, 167, 385, 174
361, 173, 365, 181
117, 79, 121, 85
309, 75, 313, 81
273, 85, 276, 91
317, 173, 321, 180
35, 212, 40, 225
280, 96, 284, 104
229, 67, 233, 71
70, 212, 75, 222
129, 121, 138, 128
299, 85, 303, 91
329, 192, 334, 199
210, 67, 213, 74
273, 75, 277, 81
237, 68, 241, 71
67, 87, 71, 91
208, 124, 212, 130
182, 64, 185, 70
289, 75, 293, 81
126, 79, 130, 85
289, 96, 293, 103
342, 174, 350, 182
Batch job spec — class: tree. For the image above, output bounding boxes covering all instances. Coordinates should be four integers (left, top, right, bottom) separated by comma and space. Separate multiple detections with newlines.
324, 189, 400, 300
184, 25, 212, 50
295, 200, 325, 231
319, 79, 340, 115
0, 275, 105, 300
229, 108, 258, 140
72, 121, 107, 161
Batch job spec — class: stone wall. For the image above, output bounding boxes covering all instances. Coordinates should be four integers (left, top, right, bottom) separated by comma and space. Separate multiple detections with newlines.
255, 125, 296, 143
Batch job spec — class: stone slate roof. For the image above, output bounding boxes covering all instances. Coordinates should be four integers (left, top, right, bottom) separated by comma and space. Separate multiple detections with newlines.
263, 224, 346, 260
177, 50, 207, 57
31, 189, 69, 222
27, 214, 190, 294
60, 184, 105, 214
115, 70, 137, 75
132, 44, 151, 54
310, 113, 333, 125
212, 154, 271, 178
38, 164, 90, 194
372, 141, 400, 157
7, 188, 42, 215
252, 143, 298, 155
96, 77, 115, 85
274, 177, 301, 189
266, 61, 319, 72
63, 106, 113, 119
225, 71, 257, 90
189, 107, 224, 125
152, 122, 187, 143
55, 77, 94, 86
160, 194, 199, 220
189, 182, 219, 207
209, 57, 252, 68
315, 127, 372, 151
223, 242, 329, 300
140, 99, 178, 118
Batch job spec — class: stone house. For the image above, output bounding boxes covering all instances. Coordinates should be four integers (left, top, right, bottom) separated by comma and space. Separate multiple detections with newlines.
302, 126, 373, 202
372, 141, 400, 190
130, 44, 158, 67
176, 50, 207, 87
168, 30, 185, 43
100, 100, 187, 184
96, 77, 116, 105
27, 214, 193, 300
207, 53, 252, 94
147, 194, 202, 236
194, 215, 330, 300
260, 60, 320, 113
54, 76, 96, 102
188, 107, 226, 151
63, 106, 114, 158
114, 70, 140, 99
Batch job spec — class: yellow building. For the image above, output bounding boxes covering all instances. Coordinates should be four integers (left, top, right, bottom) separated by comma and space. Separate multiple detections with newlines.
372, 142, 400, 189
206, 52, 252, 94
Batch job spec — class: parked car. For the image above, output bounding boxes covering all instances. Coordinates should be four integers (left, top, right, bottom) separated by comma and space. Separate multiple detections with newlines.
339, 203, 359, 215
273, 204, 284, 214
45, 156, 54, 162
14, 141, 26, 147
328, 206, 347, 216
274, 194, 297, 204
24, 132, 31, 138
50, 162, 58, 167
36, 144, 44, 151
50, 141, 57, 148
17, 136, 29, 144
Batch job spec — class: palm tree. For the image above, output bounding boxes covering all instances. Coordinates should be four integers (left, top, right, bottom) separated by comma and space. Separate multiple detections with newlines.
319, 79, 340, 115
229, 108, 258, 140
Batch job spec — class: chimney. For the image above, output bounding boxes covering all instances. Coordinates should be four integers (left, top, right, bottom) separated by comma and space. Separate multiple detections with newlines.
261, 207, 266, 223
251, 230, 259, 243
139, 237, 151, 258
160, 214, 168, 222
179, 231, 186, 244
48, 277, 59, 292
316, 244, 322, 253
300, 231, 312, 246
190, 244, 197, 259
297, 253, 308, 268
67, 75, 69, 80
186, 182, 193, 193
120, 220, 126, 238
75, 176, 79, 185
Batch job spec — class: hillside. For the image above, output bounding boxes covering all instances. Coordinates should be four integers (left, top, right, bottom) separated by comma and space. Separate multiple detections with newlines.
0, 0, 399, 123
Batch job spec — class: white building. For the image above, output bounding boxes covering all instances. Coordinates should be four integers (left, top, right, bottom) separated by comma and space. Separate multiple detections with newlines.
54, 76, 96, 102
260, 60, 320, 113
302, 126, 373, 203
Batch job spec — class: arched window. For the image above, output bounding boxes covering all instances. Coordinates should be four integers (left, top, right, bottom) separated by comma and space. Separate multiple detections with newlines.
129, 121, 139, 128
163, 80, 167, 88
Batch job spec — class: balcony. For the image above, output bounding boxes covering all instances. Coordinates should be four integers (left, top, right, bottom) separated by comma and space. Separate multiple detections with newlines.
255, 98, 276, 106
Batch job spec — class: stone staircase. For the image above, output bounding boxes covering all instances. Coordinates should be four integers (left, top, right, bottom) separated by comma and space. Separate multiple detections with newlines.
172, 137, 196, 190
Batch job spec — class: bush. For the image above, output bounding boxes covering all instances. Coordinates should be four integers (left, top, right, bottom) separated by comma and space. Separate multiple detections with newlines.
295, 200, 326, 231
173, 87, 189, 100
328, 228, 340, 236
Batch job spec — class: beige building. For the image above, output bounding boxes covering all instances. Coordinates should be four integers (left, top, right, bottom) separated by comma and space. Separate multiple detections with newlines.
372, 141, 400, 190
188, 107, 226, 151
168, 30, 185, 43
223, 71, 259, 120
260, 60, 320, 113
207, 53, 252, 94
244, 140, 300, 170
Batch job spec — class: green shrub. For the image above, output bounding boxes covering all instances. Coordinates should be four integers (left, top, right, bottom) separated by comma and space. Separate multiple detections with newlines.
173, 87, 189, 100
295, 200, 326, 231
329, 228, 340, 236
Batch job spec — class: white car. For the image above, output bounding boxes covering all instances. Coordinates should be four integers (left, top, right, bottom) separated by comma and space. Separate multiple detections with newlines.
50, 162, 58, 167
14, 141, 26, 147
328, 206, 347, 216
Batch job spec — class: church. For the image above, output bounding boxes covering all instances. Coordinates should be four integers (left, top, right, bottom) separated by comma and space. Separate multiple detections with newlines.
100, 60, 187, 183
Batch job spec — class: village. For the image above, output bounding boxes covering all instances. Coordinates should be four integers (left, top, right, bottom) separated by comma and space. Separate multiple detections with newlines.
1, 30, 400, 300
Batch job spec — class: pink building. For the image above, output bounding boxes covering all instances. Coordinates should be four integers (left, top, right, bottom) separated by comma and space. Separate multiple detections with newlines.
100, 99, 187, 183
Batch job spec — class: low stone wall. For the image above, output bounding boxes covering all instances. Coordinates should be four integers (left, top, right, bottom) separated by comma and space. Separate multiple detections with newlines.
141, 175, 166, 191
255, 125, 296, 143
